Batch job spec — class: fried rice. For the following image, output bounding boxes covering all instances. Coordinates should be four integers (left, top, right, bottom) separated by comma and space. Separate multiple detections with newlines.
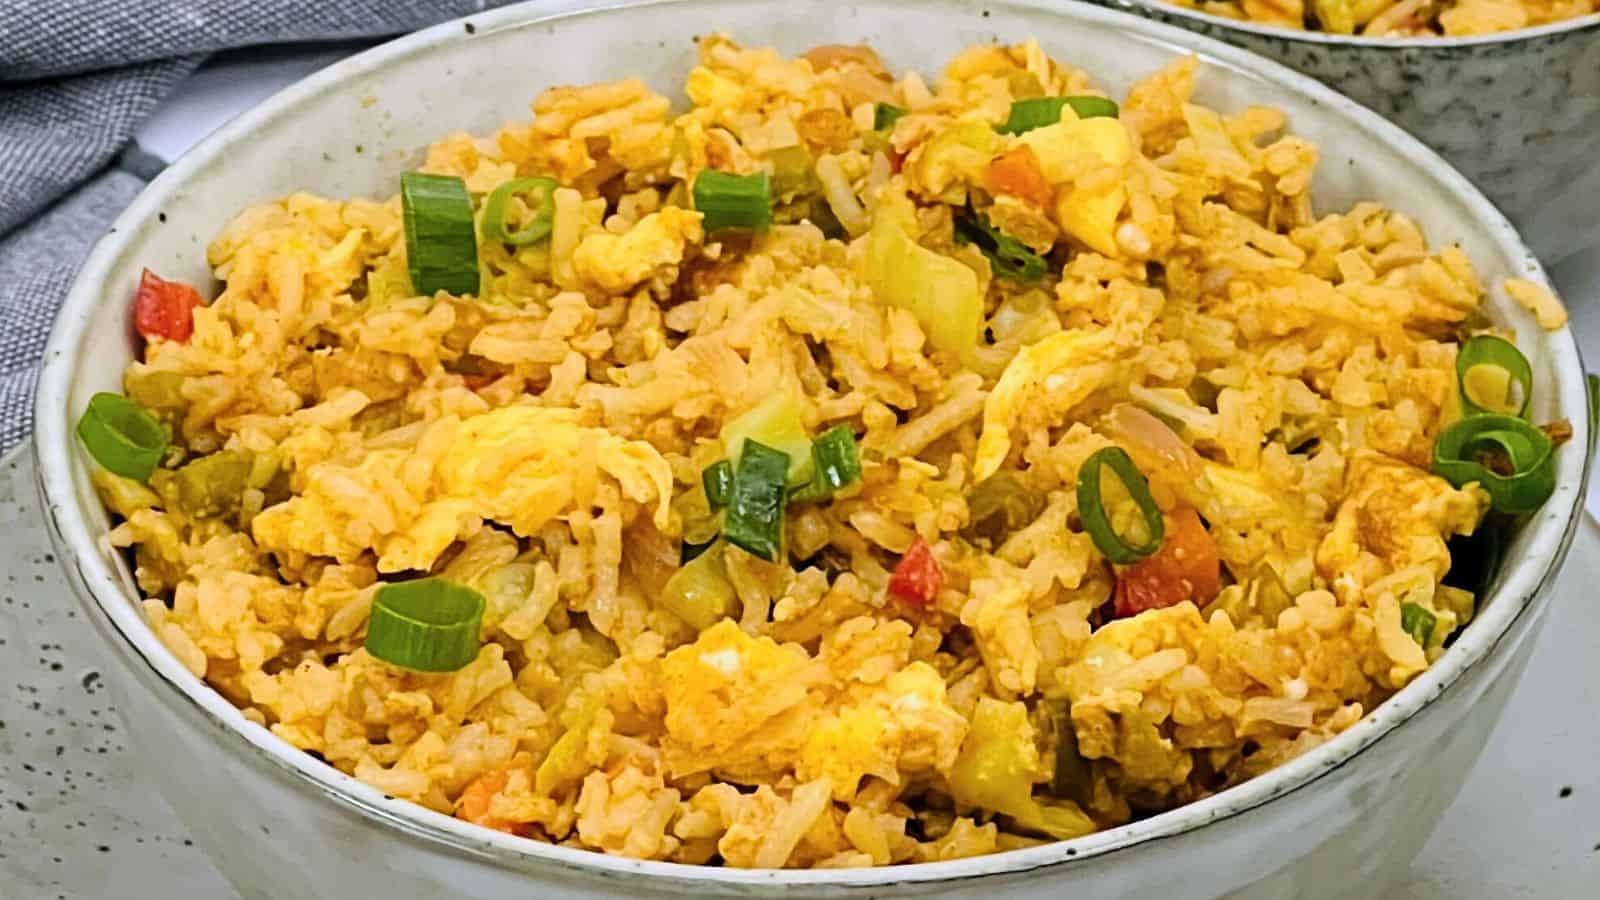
1162, 0, 1596, 37
88, 35, 1560, 868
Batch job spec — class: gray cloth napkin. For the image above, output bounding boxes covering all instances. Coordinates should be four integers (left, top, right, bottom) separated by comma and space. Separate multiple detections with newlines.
0, 0, 505, 455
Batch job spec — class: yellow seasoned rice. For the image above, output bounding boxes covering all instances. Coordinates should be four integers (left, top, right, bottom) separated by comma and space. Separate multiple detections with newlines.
96, 36, 1539, 868
1167, 0, 1595, 36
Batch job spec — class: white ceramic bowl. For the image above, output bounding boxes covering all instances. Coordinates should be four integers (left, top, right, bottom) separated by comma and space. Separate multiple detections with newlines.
32, 1, 1593, 898
1090, 0, 1600, 266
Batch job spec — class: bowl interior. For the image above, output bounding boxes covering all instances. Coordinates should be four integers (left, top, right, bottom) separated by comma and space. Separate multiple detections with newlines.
34, 0, 1591, 887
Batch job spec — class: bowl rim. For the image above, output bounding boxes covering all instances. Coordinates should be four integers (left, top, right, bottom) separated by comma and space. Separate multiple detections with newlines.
31, 0, 1593, 889
1102, 0, 1600, 48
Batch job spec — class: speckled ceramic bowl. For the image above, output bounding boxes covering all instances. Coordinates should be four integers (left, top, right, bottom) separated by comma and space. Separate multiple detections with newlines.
1091, 1, 1600, 265
30, 1, 1595, 898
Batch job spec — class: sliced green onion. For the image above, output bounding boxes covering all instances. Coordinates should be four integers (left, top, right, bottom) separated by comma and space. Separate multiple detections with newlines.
954, 210, 1047, 282
999, 96, 1119, 135
703, 459, 735, 511
965, 471, 1046, 544
810, 425, 862, 493
76, 392, 169, 482
874, 102, 907, 131
1061, 96, 1120, 120
787, 478, 830, 504
1076, 446, 1165, 564
401, 173, 480, 297
1456, 334, 1531, 418
723, 438, 789, 562
1432, 414, 1556, 514
481, 176, 557, 246
787, 425, 863, 503
365, 578, 485, 673
1400, 602, 1437, 648
693, 170, 772, 233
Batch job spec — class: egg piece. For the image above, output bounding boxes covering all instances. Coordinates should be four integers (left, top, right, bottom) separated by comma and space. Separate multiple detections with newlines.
1020, 113, 1134, 256
974, 329, 1115, 480
1315, 450, 1489, 600
252, 406, 674, 572
572, 206, 704, 294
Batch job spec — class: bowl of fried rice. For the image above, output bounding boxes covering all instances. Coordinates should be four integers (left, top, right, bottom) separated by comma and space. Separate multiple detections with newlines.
32, 0, 1593, 897
1089, 0, 1600, 265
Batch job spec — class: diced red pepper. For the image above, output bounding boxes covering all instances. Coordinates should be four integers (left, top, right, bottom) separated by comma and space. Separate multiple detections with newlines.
888, 536, 943, 606
133, 269, 205, 343
888, 150, 906, 174
1113, 506, 1222, 618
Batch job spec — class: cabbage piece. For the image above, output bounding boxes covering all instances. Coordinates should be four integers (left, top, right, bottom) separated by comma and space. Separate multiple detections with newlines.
864, 192, 983, 365
949, 697, 1095, 840
720, 383, 815, 486
535, 697, 603, 795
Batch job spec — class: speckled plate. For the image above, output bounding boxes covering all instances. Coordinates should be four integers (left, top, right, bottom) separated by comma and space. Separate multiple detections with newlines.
4, 425, 1597, 898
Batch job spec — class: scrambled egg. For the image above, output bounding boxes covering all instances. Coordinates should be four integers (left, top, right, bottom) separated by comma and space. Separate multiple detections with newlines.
660, 620, 968, 800
975, 328, 1116, 480
573, 207, 704, 293
1315, 450, 1489, 600
253, 405, 673, 571
1019, 112, 1134, 256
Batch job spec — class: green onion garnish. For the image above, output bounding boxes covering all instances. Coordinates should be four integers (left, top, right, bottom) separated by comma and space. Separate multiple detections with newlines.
723, 438, 789, 562
693, 170, 773, 233
1076, 446, 1165, 564
401, 172, 480, 297
999, 96, 1120, 135
1456, 334, 1532, 419
364, 578, 485, 673
1400, 602, 1436, 648
1432, 414, 1556, 514
481, 176, 557, 246
874, 103, 907, 131
76, 392, 169, 482
703, 459, 735, 511
811, 425, 863, 493
788, 425, 863, 503
954, 210, 1047, 282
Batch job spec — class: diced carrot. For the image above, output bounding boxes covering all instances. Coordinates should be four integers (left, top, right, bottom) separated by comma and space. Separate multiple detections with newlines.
455, 766, 535, 837
983, 146, 1053, 209
1113, 506, 1222, 618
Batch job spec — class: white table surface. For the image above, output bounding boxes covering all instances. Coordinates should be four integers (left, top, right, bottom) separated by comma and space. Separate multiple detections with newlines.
0, 45, 1594, 899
